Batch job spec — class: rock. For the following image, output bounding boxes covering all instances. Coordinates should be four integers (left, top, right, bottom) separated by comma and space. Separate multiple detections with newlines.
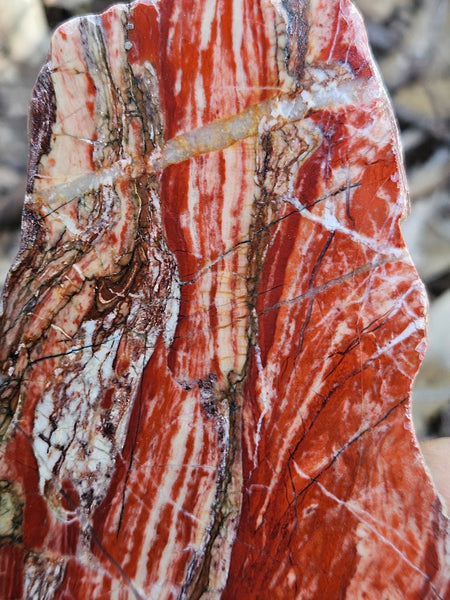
0, 166, 21, 196
401, 127, 427, 154
0, 121, 28, 175
402, 191, 450, 282
0, 118, 28, 224
43, 0, 90, 9
0, 0, 49, 66
412, 289, 450, 438
420, 437, 450, 513
417, 289, 450, 389
394, 78, 450, 140
0, 230, 21, 309
0, 1, 449, 598
379, 0, 450, 89
0, 166, 23, 229
355, 0, 412, 24
408, 148, 450, 200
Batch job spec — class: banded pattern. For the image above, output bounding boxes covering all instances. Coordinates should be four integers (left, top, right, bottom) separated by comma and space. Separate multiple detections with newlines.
0, 0, 448, 599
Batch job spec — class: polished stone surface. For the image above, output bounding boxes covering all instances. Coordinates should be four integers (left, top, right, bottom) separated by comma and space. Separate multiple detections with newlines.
0, 1, 448, 598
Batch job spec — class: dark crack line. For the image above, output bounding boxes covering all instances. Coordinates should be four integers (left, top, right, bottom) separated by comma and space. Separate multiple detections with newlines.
259, 255, 400, 316
179, 182, 362, 285
14, 424, 146, 600
116, 380, 144, 537
169, 258, 401, 346
296, 231, 335, 357
27, 339, 119, 366
281, 387, 445, 600
282, 396, 447, 599
323, 306, 396, 381
287, 396, 408, 501
281, 353, 394, 503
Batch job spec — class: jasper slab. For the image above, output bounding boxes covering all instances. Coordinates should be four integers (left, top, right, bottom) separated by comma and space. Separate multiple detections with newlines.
0, 1, 449, 598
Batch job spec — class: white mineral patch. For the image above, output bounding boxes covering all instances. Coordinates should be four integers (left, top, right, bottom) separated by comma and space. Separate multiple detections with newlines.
200, 0, 217, 49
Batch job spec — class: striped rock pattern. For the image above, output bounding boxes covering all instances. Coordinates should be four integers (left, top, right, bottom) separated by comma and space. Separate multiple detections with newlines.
0, 0, 448, 598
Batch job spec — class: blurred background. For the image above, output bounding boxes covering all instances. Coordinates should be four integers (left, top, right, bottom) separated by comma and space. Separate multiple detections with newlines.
0, 0, 449, 439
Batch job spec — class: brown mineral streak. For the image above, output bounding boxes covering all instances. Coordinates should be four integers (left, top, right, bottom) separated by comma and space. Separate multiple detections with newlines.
0, 2, 180, 534
167, 10, 316, 593
282, 0, 310, 79
27, 65, 57, 195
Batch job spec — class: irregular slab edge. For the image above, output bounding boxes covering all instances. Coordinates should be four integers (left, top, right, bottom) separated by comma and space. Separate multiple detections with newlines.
0, 1, 449, 599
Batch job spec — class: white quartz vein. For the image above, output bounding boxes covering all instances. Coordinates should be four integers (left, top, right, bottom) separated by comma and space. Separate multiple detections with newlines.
292, 461, 445, 599
371, 317, 426, 360
285, 196, 407, 260
36, 68, 375, 210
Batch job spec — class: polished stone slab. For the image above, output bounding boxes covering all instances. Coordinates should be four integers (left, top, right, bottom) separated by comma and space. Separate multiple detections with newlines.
0, 1, 448, 598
